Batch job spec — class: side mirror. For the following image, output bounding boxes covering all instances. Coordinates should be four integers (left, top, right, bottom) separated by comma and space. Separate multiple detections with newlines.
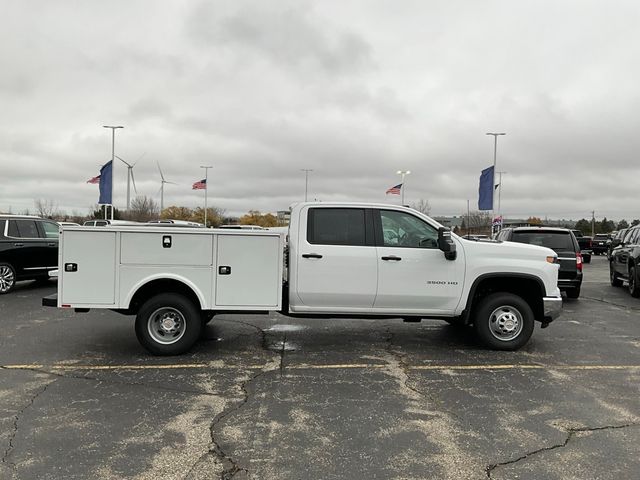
438, 227, 457, 260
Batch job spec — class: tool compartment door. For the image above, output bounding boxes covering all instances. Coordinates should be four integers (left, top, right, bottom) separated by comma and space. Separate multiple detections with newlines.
215, 234, 281, 308
60, 230, 117, 305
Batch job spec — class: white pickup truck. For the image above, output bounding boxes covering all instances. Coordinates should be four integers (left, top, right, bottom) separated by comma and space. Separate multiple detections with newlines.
43, 202, 562, 355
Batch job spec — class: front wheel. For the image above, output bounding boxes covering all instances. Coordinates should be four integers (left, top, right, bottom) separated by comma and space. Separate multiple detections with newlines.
610, 263, 623, 287
629, 265, 640, 298
135, 293, 202, 355
473, 293, 535, 351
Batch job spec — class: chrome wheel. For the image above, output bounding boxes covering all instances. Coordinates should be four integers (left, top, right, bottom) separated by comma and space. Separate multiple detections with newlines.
0, 265, 16, 294
488, 305, 523, 342
147, 307, 186, 345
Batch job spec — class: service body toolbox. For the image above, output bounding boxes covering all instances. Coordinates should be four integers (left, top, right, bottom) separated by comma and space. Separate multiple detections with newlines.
55, 226, 283, 311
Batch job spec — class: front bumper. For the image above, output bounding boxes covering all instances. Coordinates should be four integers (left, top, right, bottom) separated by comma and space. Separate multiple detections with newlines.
543, 296, 563, 321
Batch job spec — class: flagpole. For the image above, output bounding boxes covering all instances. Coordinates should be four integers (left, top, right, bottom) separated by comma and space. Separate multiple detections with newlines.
200, 165, 212, 227
103, 125, 123, 220
486, 132, 505, 233
396, 170, 411, 205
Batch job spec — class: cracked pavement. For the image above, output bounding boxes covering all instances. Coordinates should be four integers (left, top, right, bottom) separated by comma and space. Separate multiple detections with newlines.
0, 255, 639, 479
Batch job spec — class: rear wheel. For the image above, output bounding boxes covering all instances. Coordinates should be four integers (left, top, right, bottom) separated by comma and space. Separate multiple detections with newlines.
610, 262, 623, 287
566, 286, 581, 299
473, 293, 534, 351
0, 263, 16, 294
629, 265, 640, 298
135, 293, 202, 355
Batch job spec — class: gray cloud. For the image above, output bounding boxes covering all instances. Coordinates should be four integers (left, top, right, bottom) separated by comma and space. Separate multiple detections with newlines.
1, 0, 640, 222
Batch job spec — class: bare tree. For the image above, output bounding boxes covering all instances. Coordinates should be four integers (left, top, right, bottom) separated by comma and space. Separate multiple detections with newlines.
411, 198, 432, 216
35, 199, 59, 218
127, 196, 160, 222
462, 211, 492, 235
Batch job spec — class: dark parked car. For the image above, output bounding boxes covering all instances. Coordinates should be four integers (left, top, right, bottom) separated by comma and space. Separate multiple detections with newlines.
608, 228, 628, 258
570, 229, 592, 263
592, 233, 611, 255
0, 215, 59, 294
609, 225, 640, 297
496, 227, 583, 298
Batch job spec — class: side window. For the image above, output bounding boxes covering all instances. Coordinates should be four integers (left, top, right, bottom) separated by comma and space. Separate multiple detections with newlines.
628, 228, 640, 245
307, 208, 366, 246
380, 210, 438, 248
41, 221, 59, 238
8, 220, 19, 237
10, 220, 40, 238
623, 229, 636, 244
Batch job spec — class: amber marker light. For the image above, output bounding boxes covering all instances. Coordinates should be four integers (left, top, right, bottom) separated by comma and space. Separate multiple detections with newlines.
546, 256, 559, 264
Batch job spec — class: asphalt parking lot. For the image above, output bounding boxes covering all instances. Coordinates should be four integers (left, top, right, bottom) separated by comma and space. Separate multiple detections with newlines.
1, 255, 639, 480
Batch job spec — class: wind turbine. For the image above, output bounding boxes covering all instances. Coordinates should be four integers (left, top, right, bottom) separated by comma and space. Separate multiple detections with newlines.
157, 161, 177, 213
115, 153, 143, 211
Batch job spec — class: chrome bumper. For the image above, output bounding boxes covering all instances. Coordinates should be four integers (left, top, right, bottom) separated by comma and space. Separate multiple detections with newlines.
543, 296, 563, 321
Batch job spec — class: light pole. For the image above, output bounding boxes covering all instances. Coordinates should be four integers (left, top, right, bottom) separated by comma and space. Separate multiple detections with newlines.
486, 132, 505, 231
301, 169, 313, 202
103, 125, 123, 220
396, 170, 411, 205
200, 165, 212, 227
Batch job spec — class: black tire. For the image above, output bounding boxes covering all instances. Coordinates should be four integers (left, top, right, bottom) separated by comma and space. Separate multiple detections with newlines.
583, 255, 591, 264
135, 293, 202, 355
473, 293, 535, 351
201, 311, 216, 325
566, 286, 581, 299
629, 265, 640, 298
0, 263, 16, 294
610, 263, 623, 287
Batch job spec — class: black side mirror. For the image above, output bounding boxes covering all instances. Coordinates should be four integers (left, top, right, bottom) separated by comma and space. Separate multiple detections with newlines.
438, 227, 457, 260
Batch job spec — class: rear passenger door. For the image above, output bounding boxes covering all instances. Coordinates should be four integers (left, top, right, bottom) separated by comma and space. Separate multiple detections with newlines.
6, 219, 47, 275
293, 207, 378, 309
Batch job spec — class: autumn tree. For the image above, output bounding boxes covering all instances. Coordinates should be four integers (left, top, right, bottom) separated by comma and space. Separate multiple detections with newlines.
240, 210, 279, 227
527, 216, 543, 225
192, 207, 225, 227
161, 206, 193, 221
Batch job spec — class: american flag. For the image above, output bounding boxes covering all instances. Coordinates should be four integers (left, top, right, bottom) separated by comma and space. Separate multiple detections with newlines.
86, 174, 100, 184
386, 183, 402, 195
192, 178, 207, 190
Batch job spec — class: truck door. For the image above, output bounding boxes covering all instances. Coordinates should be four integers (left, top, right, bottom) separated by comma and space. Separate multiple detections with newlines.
294, 207, 378, 308
373, 209, 464, 313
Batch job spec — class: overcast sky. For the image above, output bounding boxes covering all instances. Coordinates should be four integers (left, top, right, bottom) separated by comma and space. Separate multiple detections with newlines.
1, 0, 639, 221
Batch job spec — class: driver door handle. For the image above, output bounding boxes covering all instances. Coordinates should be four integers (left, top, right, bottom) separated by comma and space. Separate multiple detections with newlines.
381, 255, 402, 261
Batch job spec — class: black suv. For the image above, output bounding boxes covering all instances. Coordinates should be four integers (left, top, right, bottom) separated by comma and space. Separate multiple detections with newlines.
0, 215, 59, 294
592, 234, 611, 255
496, 227, 583, 298
609, 225, 640, 297
608, 228, 628, 258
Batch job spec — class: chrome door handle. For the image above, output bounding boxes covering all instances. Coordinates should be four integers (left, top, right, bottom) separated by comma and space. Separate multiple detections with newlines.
48, 243, 56, 247
14, 243, 24, 247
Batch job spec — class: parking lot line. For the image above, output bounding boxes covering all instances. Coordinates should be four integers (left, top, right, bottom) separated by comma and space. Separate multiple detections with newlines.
2, 363, 640, 371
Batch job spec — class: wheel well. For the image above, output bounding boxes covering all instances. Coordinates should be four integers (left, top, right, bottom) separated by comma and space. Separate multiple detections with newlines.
128, 279, 201, 315
465, 276, 544, 323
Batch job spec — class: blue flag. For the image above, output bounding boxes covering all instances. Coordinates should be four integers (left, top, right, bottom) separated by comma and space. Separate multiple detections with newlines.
478, 166, 494, 210
98, 160, 113, 204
